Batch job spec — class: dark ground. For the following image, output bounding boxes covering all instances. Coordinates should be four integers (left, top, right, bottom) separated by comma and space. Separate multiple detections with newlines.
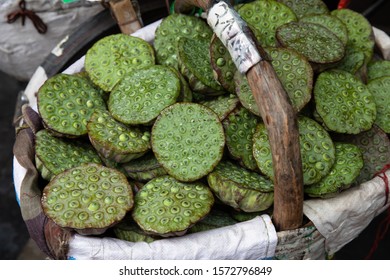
0, 0, 389, 260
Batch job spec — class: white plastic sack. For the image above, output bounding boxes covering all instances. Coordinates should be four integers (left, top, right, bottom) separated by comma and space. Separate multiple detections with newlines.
0, 0, 104, 81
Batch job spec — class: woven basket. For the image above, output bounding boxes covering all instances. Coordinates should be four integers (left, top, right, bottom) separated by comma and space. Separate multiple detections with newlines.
13, 0, 390, 260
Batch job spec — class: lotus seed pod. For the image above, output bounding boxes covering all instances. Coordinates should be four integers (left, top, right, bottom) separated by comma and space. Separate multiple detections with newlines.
237, 0, 297, 47
132, 175, 214, 237
367, 60, 390, 81
234, 72, 262, 117
331, 9, 375, 66
333, 48, 365, 75
152, 103, 225, 182
35, 129, 102, 181
209, 34, 237, 94
276, 21, 345, 64
122, 152, 167, 182
37, 73, 106, 137
199, 94, 240, 121
113, 218, 158, 243
314, 69, 377, 134
87, 109, 151, 163
169, 67, 193, 102
304, 143, 363, 198
207, 161, 274, 212
300, 14, 348, 46
154, 13, 213, 70
265, 47, 313, 112
339, 125, 390, 185
41, 163, 134, 235
187, 208, 238, 234
253, 116, 335, 185
367, 77, 390, 133
235, 46, 313, 114
278, 0, 329, 19
108, 65, 180, 125
222, 106, 259, 171
85, 34, 155, 92
178, 37, 225, 95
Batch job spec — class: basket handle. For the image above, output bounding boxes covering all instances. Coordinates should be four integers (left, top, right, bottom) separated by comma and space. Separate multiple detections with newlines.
175, 0, 304, 231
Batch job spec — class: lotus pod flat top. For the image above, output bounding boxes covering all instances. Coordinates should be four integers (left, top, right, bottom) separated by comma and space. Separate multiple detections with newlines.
37, 73, 106, 137
253, 116, 335, 185
122, 152, 167, 182
35, 129, 102, 180
152, 103, 225, 182
237, 0, 297, 47
209, 34, 237, 93
304, 142, 363, 198
331, 8, 374, 65
300, 14, 348, 46
314, 69, 377, 134
178, 37, 224, 94
154, 13, 213, 70
265, 47, 313, 112
132, 175, 214, 236
207, 161, 274, 212
367, 60, 390, 81
85, 34, 155, 92
278, 0, 329, 19
367, 77, 390, 133
222, 106, 259, 171
341, 125, 390, 185
87, 110, 151, 162
276, 21, 345, 64
199, 94, 240, 121
41, 163, 134, 234
108, 65, 180, 125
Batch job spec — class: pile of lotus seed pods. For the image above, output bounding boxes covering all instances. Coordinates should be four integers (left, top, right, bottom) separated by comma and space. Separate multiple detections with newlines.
36, 0, 389, 241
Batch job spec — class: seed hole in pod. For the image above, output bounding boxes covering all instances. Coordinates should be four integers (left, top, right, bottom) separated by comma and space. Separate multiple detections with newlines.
183, 209, 192, 217
106, 206, 117, 215
88, 184, 98, 192
175, 193, 185, 200
146, 215, 156, 223
194, 202, 202, 208
59, 191, 68, 199
88, 202, 100, 211
78, 212, 89, 221
117, 196, 127, 204
63, 210, 75, 220
69, 200, 80, 208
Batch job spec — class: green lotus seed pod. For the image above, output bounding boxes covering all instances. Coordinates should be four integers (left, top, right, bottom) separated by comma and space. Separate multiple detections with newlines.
331, 9, 375, 66
314, 69, 377, 134
207, 161, 274, 212
187, 208, 238, 234
85, 34, 155, 92
37, 73, 106, 137
35, 129, 102, 181
278, 0, 329, 19
333, 48, 366, 74
178, 37, 225, 95
122, 152, 167, 182
41, 163, 134, 235
222, 106, 259, 171
300, 14, 348, 46
209, 34, 237, 94
154, 13, 213, 70
276, 21, 345, 64
113, 218, 158, 243
87, 109, 151, 163
152, 103, 225, 182
235, 46, 313, 114
132, 175, 214, 237
367, 60, 390, 81
304, 143, 363, 198
238, 0, 297, 47
367, 76, 390, 133
199, 94, 240, 121
253, 116, 335, 185
338, 125, 390, 185
108, 65, 180, 125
